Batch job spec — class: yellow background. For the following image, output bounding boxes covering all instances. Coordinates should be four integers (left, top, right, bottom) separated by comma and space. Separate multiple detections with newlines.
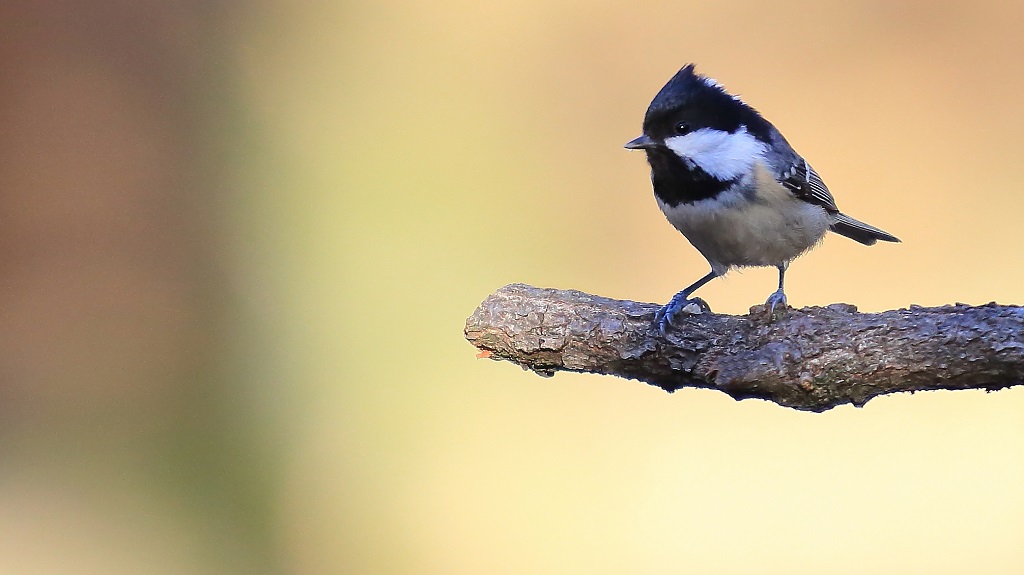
1, 1, 1023, 573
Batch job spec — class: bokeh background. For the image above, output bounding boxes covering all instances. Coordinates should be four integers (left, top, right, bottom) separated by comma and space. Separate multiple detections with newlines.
1, 1, 1023, 573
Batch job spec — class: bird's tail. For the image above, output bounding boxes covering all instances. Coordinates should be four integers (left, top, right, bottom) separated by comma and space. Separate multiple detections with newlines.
830, 213, 900, 245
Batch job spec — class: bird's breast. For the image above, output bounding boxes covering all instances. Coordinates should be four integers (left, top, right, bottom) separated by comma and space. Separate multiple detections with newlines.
657, 164, 830, 270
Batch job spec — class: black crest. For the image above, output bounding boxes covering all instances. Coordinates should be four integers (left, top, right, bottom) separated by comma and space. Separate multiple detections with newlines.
642, 64, 772, 142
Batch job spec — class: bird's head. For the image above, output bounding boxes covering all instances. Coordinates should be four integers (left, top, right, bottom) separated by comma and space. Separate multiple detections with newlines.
625, 64, 774, 182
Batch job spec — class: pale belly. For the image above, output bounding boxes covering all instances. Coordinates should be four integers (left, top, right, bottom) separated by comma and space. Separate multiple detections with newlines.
658, 188, 830, 274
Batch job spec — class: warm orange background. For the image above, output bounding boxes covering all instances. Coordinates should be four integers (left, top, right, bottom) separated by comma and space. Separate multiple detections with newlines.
1, 1, 1022, 573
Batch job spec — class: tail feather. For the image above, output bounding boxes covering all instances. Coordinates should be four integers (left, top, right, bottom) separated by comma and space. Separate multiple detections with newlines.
830, 213, 900, 245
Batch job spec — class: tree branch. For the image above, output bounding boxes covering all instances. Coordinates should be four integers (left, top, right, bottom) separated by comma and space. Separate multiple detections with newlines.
464, 283, 1024, 411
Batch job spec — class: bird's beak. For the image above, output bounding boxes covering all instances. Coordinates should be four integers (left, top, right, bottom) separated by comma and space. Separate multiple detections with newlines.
624, 135, 655, 150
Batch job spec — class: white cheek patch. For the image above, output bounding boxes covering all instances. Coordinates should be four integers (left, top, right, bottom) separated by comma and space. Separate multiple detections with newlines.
664, 126, 767, 181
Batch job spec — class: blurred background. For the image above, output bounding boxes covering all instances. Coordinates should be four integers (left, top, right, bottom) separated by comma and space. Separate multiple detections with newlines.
1, 0, 1022, 573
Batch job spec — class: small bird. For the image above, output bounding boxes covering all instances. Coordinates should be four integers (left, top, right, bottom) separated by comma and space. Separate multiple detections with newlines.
625, 64, 899, 333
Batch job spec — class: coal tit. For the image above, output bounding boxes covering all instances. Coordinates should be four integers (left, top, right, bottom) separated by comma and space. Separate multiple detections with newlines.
625, 64, 899, 332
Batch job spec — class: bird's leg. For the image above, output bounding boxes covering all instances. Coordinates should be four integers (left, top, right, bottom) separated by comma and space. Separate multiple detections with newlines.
765, 262, 789, 314
655, 270, 718, 334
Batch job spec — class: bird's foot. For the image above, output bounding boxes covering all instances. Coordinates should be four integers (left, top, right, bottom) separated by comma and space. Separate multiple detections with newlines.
765, 289, 788, 317
655, 292, 711, 334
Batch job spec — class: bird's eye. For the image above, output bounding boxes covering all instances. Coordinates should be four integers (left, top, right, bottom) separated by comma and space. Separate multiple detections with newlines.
674, 121, 691, 135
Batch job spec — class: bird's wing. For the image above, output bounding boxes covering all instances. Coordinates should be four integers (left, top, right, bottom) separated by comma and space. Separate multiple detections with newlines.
779, 158, 839, 213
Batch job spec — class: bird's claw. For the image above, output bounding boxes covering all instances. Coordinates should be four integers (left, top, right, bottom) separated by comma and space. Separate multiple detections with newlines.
655, 294, 711, 334
765, 289, 788, 316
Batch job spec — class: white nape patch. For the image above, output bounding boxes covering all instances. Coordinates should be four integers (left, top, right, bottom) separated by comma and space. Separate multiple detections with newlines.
700, 76, 744, 103
664, 126, 767, 181
701, 76, 725, 89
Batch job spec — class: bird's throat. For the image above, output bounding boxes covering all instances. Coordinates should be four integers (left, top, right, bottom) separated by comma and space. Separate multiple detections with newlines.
647, 149, 734, 207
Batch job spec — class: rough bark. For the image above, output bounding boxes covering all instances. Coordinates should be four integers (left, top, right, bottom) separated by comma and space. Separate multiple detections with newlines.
464, 283, 1024, 411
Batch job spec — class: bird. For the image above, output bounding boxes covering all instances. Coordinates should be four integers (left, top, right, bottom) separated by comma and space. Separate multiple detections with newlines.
624, 64, 899, 333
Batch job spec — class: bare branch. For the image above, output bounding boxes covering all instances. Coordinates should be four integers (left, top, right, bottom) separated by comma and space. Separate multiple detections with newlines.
464, 283, 1024, 411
